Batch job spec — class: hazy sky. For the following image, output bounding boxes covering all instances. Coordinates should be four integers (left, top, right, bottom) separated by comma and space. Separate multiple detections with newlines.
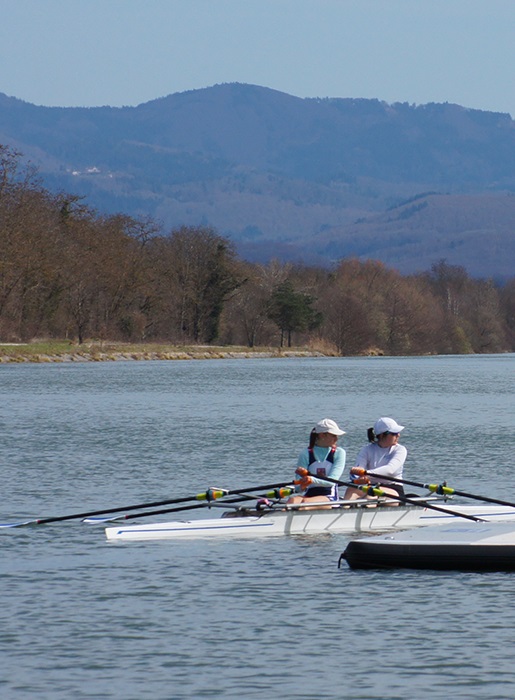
1, 0, 514, 116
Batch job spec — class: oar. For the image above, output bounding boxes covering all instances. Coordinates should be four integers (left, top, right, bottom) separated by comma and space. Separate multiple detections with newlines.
353, 484, 485, 522
86, 498, 250, 524
0, 481, 294, 529
92, 491, 433, 523
84, 487, 296, 524
355, 470, 515, 510
297, 473, 486, 523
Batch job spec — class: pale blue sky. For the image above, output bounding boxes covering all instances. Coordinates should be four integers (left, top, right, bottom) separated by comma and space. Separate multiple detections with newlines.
1, 0, 514, 116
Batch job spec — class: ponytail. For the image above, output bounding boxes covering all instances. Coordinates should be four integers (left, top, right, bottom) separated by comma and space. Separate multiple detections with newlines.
367, 427, 376, 443
309, 428, 317, 448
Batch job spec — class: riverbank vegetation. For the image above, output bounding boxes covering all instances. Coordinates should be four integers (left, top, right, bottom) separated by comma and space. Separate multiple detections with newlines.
1, 145, 514, 356
0, 340, 326, 362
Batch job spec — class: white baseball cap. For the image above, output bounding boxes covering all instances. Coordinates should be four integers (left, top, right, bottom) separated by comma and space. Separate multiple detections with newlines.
314, 418, 345, 435
374, 417, 405, 435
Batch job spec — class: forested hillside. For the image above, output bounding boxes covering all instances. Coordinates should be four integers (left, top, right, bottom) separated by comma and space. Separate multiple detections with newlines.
1, 146, 514, 355
0, 83, 514, 277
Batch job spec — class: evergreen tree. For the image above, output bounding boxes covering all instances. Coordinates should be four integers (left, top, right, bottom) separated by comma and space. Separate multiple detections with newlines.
267, 280, 322, 347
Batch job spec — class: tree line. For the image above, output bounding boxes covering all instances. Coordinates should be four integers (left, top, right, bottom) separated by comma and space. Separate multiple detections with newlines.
1, 144, 514, 355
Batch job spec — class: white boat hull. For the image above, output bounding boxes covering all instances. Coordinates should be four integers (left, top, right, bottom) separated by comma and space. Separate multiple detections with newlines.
105, 503, 515, 541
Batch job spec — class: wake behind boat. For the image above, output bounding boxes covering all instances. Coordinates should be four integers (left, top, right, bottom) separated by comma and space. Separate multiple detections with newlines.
104, 498, 515, 541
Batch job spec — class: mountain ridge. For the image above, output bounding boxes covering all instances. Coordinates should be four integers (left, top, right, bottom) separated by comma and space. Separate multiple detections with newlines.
1, 82, 514, 277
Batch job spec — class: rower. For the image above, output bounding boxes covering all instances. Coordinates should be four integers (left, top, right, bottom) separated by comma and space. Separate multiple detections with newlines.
289, 418, 346, 509
344, 417, 407, 503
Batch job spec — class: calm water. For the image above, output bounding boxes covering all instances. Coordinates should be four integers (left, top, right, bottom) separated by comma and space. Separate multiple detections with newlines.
0, 354, 514, 700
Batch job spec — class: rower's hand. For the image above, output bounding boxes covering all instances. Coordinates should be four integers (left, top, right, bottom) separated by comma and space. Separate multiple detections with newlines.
294, 475, 313, 490
350, 467, 370, 485
295, 467, 309, 477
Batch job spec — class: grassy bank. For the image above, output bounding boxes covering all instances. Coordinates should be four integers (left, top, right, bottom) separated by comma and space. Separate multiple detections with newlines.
0, 340, 331, 363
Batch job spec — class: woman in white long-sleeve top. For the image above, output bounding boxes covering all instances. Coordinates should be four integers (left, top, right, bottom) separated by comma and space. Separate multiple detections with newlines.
343, 417, 407, 502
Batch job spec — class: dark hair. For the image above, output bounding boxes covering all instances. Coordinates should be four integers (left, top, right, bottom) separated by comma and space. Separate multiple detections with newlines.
309, 428, 317, 448
367, 427, 376, 443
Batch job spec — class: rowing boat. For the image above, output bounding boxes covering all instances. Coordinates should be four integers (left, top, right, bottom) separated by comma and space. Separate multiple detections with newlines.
341, 521, 515, 571
104, 499, 515, 541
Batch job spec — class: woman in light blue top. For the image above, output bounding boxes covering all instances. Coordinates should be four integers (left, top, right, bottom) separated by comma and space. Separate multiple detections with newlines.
290, 418, 346, 506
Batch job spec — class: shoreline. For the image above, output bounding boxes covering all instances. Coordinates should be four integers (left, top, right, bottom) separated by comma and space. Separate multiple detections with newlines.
0, 345, 329, 364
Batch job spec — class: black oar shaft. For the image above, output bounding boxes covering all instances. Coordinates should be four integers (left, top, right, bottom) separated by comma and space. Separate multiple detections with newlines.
4, 480, 294, 527
360, 472, 515, 510
92, 488, 297, 523
33, 495, 201, 525
310, 475, 485, 523
107, 495, 255, 522
361, 486, 484, 522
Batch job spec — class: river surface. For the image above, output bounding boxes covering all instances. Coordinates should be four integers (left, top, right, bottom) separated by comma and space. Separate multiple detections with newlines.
0, 354, 514, 700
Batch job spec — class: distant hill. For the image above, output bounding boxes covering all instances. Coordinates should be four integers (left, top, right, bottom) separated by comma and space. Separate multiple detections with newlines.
1, 83, 514, 277
313, 192, 515, 279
